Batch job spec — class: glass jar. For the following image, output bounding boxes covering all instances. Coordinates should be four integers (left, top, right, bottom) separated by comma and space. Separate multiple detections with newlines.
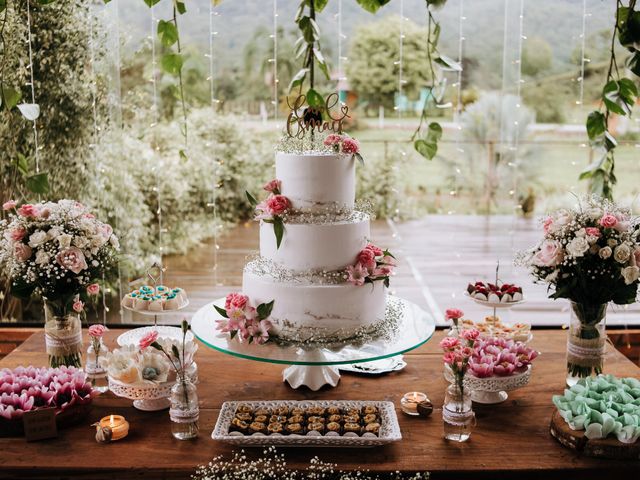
43, 300, 83, 368
442, 382, 475, 442
85, 340, 109, 393
566, 301, 607, 386
169, 376, 199, 440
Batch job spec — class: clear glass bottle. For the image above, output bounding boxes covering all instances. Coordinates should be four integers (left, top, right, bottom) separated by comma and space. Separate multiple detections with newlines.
43, 300, 83, 368
169, 376, 199, 440
443, 382, 475, 442
85, 340, 109, 393
566, 301, 607, 386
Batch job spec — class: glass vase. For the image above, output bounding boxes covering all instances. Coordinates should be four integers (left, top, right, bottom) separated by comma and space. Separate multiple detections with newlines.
85, 339, 109, 393
442, 382, 475, 442
169, 376, 199, 440
43, 300, 83, 368
566, 301, 607, 386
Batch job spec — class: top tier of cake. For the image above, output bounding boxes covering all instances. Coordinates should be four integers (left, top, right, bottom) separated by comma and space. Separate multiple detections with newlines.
277, 153, 355, 213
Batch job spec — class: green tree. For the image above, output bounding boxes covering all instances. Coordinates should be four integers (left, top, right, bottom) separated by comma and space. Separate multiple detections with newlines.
347, 16, 431, 113
522, 36, 553, 77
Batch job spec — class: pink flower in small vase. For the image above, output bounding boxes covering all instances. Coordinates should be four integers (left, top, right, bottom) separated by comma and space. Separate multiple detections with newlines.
139, 330, 159, 350
341, 137, 359, 154
2, 200, 17, 211
461, 329, 480, 341
88, 324, 107, 338
265, 195, 291, 216
439, 336, 460, 351
356, 248, 376, 272
72, 299, 84, 313
225, 292, 248, 311
365, 243, 384, 256
14, 243, 32, 262
17, 204, 38, 217
86, 283, 100, 296
445, 308, 464, 322
599, 214, 618, 229
442, 351, 457, 365
8, 227, 26, 242
55, 247, 88, 274
263, 179, 281, 194
346, 262, 368, 286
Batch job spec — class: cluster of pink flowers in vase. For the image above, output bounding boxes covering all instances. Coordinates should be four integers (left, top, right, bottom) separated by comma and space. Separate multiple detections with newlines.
440, 329, 480, 388
324, 134, 364, 164
346, 243, 396, 288
468, 337, 538, 378
215, 293, 275, 344
0, 366, 95, 420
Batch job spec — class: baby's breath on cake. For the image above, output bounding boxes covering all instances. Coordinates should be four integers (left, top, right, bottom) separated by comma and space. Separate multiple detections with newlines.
275, 134, 333, 154
245, 256, 346, 285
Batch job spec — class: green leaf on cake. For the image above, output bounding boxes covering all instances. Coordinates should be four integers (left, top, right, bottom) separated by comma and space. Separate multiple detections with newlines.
273, 216, 285, 249
383, 277, 390, 288
354, 152, 364, 166
214, 304, 228, 318
246, 190, 258, 207
257, 300, 275, 320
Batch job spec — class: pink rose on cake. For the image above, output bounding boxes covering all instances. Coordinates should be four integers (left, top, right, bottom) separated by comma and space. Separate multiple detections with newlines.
341, 137, 359, 154
263, 179, 281, 194
225, 292, 248, 311
356, 248, 376, 272
347, 244, 396, 287
265, 195, 290, 216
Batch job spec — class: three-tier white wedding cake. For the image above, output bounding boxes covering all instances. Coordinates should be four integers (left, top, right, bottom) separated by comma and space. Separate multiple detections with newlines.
242, 148, 389, 343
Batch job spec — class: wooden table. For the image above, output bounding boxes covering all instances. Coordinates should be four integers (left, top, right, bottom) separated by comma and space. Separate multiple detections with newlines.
1, 329, 639, 479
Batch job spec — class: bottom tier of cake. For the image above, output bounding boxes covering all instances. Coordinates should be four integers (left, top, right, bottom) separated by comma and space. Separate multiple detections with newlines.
242, 269, 387, 343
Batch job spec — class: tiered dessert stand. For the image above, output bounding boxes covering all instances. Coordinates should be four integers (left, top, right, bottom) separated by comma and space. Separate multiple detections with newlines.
444, 364, 533, 404
191, 296, 435, 390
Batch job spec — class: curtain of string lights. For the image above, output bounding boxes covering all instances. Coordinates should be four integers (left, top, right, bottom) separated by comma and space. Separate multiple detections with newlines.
450, 0, 465, 215
25, 0, 40, 174
208, 2, 221, 287
271, 0, 279, 122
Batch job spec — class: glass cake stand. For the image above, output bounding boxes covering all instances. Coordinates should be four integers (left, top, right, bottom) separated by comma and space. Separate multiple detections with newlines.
191, 296, 435, 390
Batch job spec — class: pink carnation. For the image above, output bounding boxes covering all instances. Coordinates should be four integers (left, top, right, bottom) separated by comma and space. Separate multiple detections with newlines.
263, 179, 281, 193
439, 336, 460, 351
585, 227, 601, 238
17, 204, 38, 218
88, 324, 107, 338
365, 243, 384, 256
8, 227, 26, 242
346, 262, 368, 286
599, 214, 618, 229
225, 293, 248, 311
323, 134, 343, 146
461, 329, 480, 341
139, 330, 159, 350
14, 243, 32, 262
86, 283, 100, 296
442, 351, 457, 365
356, 248, 376, 272
445, 308, 464, 321
2, 200, 17, 211
265, 194, 291, 216
55, 247, 88, 274
341, 137, 359, 154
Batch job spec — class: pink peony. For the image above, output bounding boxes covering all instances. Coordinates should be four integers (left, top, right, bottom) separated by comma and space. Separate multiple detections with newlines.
88, 324, 107, 338
14, 243, 32, 262
86, 283, 100, 296
2, 200, 17, 211
55, 247, 88, 274
356, 248, 376, 272
9, 227, 26, 242
585, 227, 601, 238
139, 330, 159, 350
543, 217, 553, 234
439, 336, 460, 351
72, 300, 84, 313
323, 134, 343, 146
532, 239, 564, 267
17, 204, 38, 217
341, 137, 359, 154
599, 214, 618, 229
445, 308, 464, 321
225, 292, 248, 311
365, 243, 384, 256
265, 195, 290, 216
263, 179, 281, 193
346, 262, 368, 286
461, 329, 480, 341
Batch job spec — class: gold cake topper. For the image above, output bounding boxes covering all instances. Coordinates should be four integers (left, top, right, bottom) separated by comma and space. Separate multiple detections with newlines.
286, 92, 351, 139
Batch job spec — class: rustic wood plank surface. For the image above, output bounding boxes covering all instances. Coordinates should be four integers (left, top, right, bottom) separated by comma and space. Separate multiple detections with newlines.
0, 329, 639, 479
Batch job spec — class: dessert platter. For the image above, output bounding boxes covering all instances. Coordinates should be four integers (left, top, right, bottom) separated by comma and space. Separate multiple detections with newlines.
212, 400, 401, 447
121, 284, 189, 314
458, 316, 532, 343
466, 281, 524, 309
192, 97, 435, 390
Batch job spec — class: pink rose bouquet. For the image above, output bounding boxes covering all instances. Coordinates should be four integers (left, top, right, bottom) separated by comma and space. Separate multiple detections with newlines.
215, 293, 275, 345
323, 134, 364, 165
346, 243, 396, 287
246, 189, 291, 250
0, 199, 119, 318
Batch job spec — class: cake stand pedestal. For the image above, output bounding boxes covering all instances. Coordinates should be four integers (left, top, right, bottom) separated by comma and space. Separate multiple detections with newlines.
191, 296, 435, 390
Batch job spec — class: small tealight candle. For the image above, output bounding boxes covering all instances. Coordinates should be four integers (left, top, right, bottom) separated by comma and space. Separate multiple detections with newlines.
97, 415, 129, 441
400, 392, 428, 416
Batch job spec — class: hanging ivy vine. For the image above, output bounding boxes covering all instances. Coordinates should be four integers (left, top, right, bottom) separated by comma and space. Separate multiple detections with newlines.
582, 0, 639, 200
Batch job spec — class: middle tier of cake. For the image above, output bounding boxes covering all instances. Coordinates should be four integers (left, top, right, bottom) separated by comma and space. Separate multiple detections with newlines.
260, 212, 369, 272
243, 265, 387, 342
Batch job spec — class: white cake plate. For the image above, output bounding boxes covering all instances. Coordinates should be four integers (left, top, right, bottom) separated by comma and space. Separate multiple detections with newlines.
191, 296, 435, 390
117, 325, 195, 347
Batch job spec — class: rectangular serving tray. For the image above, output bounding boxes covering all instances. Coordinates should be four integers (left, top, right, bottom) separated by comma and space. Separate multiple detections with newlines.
212, 400, 402, 447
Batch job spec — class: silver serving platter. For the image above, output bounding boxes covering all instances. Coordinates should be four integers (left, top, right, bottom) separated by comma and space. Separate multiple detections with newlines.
212, 400, 402, 447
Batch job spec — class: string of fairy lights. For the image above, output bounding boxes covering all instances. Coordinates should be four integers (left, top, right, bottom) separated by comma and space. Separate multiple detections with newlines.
24, 0, 40, 174
270, 0, 279, 121
509, 0, 525, 217
450, 0, 465, 215
576, 0, 591, 157
335, 0, 347, 92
